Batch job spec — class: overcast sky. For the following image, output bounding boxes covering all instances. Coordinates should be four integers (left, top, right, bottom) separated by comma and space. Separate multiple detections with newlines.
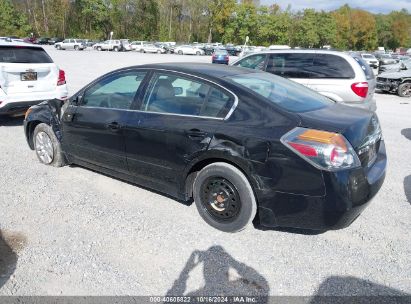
260, 0, 411, 14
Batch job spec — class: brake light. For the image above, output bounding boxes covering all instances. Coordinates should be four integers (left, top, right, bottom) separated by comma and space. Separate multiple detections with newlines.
351, 82, 368, 98
57, 69, 66, 86
281, 128, 360, 171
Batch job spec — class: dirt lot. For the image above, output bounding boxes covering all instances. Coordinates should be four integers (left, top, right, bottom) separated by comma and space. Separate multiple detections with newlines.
0, 46, 410, 297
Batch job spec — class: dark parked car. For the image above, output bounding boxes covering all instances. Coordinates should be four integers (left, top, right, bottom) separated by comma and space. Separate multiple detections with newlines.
48, 37, 64, 45
23, 64, 386, 232
36, 37, 50, 45
225, 44, 242, 56
212, 49, 229, 65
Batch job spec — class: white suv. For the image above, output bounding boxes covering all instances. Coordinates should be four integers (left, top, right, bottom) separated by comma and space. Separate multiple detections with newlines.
0, 41, 68, 116
93, 40, 122, 52
55, 39, 85, 51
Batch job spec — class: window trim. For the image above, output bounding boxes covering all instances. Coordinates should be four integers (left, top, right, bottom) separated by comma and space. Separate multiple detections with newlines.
73, 68, 239, 120
137, 69, 239, 121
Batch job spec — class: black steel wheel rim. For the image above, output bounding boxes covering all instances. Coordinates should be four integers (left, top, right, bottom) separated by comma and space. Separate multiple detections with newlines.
200, 177, 241, 223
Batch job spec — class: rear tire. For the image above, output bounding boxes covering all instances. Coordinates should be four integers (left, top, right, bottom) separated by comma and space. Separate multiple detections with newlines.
193, 162, 257, 233
74, 45, 79, 51
113, 47, 119, 52
196, 51, 201, 56
97, 46, 102, 51
178, 50, 183, 55
33, 123, 66, 167
398, 82, 411, 97
56, 45, 61, 50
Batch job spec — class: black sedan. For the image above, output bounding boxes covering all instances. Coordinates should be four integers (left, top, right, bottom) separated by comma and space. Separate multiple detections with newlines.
24, 63, 386, 233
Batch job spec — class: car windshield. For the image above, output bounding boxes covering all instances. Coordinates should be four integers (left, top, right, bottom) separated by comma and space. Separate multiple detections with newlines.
0, 46, 53, 63
226, 72, 334, 113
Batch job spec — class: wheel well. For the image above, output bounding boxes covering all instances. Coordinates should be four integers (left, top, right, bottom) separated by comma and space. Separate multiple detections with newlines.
184, 158, 252, 201
26, 120, 43, 150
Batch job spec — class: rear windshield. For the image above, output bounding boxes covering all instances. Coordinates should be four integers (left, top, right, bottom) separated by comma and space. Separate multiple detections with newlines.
353, 56, 374, 80
215, 50, 228, 55
0, 46, 53, 63
362, 54, 374, 59
226, 72, 334, 113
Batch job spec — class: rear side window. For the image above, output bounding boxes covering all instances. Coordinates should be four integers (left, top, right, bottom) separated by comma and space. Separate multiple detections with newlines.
227, 72, 334, 113
353, 56, 374, 80
0, 46, 53, 63
311, 54, 355, 79
235, 54, 266, 70
142, 72, 234, 118
266, 53, 314, 78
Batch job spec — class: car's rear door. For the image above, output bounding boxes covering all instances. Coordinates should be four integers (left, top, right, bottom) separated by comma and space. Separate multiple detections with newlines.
123, 70, 236, 191
61, 69, 148, 172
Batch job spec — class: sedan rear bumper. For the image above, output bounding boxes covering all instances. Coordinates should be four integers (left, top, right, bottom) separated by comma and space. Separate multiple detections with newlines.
257, 141, 386, 231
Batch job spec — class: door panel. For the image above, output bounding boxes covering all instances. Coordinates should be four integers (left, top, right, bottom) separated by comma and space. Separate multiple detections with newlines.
124, 71, 235, 189
62, 107, 129, 171
61, 70, 148, 172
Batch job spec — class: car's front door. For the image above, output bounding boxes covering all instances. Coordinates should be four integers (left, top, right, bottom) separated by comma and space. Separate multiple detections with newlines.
61, 69, 148, 172
123, 71, 236, 191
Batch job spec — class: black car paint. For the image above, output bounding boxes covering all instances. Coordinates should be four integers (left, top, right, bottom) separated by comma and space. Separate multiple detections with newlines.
24, 63, 386, 231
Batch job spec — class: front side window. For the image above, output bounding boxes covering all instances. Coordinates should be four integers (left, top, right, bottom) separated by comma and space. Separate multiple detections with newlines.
235, 54, 266, 70
142, 72, 234, 118
226, 72, 334, 113
81, 71, 146, 110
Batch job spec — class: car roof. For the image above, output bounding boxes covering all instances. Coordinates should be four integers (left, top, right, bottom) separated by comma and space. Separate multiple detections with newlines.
132, 63, 257, 78
0, 40, 42, 48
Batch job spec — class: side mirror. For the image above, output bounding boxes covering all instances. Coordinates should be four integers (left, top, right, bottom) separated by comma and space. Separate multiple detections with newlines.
71, 95, 82, 106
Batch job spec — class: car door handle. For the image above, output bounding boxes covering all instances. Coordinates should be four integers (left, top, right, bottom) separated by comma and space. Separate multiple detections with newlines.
186, 129, 207, 140
106, 122, 121, 131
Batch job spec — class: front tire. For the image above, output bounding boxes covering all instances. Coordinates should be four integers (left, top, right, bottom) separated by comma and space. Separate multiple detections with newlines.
398, 82, 411, 97
193, 162, 257, 233
113, 46, 119, 52
33, 123, 66, 167
178, 50, 183, 55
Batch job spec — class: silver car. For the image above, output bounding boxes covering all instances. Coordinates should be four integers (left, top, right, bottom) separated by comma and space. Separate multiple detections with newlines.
54, 39, 85, 51
232, 50, 376, 111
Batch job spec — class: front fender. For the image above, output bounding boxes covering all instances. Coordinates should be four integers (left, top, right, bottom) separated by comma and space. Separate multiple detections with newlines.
24, 99, 64, 149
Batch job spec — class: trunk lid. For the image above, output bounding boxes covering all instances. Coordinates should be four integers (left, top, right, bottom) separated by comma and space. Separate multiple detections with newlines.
298, 104, 382, 167
0, 63, 57, 94
0, 45, 57, 95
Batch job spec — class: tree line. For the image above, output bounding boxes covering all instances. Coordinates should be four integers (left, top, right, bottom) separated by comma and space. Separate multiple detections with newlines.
1, 0, 410, 50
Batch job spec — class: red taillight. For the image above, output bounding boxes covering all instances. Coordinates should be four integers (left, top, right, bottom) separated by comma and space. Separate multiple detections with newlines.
57, 69, 66, 86
351, 82, 368, 98
282, 128, 361, 171
289, 142, 318, 157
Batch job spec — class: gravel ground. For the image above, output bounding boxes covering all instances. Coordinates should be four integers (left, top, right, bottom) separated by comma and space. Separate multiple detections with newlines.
0, 46, 410, 297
